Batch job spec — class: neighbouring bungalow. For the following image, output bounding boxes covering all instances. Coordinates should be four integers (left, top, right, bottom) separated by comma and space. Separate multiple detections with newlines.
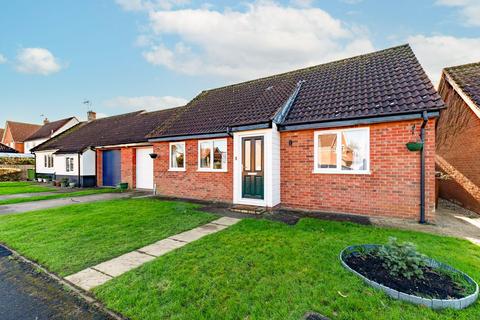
436, 62, 480, 214
24, 117, 79, 153
0, 142, 18, 154
31, 109, 180, 188
1, 121, 42, 153
146, 44, 444, 221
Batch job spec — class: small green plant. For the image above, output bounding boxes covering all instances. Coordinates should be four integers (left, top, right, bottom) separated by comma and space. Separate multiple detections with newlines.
375, 237, 428, 280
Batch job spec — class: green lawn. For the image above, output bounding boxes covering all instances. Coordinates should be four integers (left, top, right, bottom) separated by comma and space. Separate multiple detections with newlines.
0, 188, 118, 205
94, 218, 480, 320
0, 182, 55, 195
0, 199, 217, 276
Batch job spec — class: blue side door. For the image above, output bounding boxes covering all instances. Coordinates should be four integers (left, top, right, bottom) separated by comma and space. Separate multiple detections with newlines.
102, 150, 121, 187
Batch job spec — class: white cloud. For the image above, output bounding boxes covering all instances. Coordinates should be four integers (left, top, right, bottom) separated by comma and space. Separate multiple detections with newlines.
104, 95, 188, 111
116, 0, 189, 11
139, 2, 374, 80
436, 0, 480, 26
15, 48, 62, 75
290, 0, 314, 8
409, 35, 480, 85
0, 54, 7, 64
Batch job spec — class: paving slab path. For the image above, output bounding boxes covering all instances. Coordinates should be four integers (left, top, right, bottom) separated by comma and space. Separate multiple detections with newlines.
0, 191, 61, 201
0, 192, 133, 215
65, 217, 241, 291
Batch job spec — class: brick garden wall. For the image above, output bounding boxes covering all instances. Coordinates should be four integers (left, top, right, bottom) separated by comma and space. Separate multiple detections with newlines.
280, 119, 436, 221
152, 138, 233, 202
436, 76, 480, 213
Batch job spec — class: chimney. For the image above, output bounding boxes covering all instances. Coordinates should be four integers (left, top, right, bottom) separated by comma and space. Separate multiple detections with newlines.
43, 118, 49, 125
87, 111, 96, 121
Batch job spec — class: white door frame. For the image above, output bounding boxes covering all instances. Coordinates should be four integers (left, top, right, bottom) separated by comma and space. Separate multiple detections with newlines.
233, 127, 280, 207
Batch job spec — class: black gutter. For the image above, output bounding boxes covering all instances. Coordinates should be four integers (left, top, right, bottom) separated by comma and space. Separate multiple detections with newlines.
278, 111, 440, 132
227, 122, 271, 132
419, 111, 428, 224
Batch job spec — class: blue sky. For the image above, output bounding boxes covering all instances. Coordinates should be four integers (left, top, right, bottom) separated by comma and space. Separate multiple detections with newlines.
1, 0, 479, 126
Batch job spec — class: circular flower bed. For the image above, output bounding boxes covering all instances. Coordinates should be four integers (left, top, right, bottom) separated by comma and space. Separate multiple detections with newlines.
340, 242, 479, 310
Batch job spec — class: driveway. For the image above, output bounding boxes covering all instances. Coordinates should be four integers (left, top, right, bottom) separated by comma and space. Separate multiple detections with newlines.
0, 246, 114, 320
371, 199, 480, 245
0, 192, 133, 215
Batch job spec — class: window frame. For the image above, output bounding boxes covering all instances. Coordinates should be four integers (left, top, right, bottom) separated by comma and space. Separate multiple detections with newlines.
169, 142, 186, 171
313, 127, 370, 175
65, 157, 74, 172
197, 138, 228, 172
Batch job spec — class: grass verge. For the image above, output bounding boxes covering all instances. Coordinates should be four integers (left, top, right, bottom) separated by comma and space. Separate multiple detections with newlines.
0, 198, 217, 276
94, 218, 480, 320
0, 182, 55, 195
0, 188, 118, 205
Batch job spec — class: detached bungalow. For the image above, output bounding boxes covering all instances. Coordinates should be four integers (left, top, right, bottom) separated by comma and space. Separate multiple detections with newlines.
1, 121, 41, 153
146, 44, 444, 221
436, 62, 480, 213
24, 117, 79, 153
32, 109, 180, 188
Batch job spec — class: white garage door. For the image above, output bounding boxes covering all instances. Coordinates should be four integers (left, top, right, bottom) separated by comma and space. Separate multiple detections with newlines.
136, 147, 154, 189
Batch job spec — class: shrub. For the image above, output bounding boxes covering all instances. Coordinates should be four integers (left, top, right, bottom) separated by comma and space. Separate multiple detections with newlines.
0, 157, 35, 165
0, 168, 22, 182
375, 237, 428, 280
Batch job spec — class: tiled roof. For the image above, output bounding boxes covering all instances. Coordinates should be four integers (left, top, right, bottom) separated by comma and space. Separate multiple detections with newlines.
4, 121, 42, 142
25, 117, 76, 141
148, 44, 443, 138
444, 62, 480, 108
0, 143, 17, 153
33, 108, 181, 153
0, 129, 4, 140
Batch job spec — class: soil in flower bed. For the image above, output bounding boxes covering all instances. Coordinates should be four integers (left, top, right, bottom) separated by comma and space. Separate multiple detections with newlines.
345, 254, 472, 299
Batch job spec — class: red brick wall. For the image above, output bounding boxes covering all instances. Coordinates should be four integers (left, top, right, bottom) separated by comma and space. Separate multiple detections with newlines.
96, 147, 137, 189
96, 149, 103, 187
436, 75, 480, 213
153, 138, 233, 202
121, 148, 136, 189
280, 119, 436, 221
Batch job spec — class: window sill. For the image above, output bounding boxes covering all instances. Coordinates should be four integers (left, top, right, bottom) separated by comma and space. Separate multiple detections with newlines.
168, 168, 186, 172
197, 168, 228, 173
312, 170, 371, 175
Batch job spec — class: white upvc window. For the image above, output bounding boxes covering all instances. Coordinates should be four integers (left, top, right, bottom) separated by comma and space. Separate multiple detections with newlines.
198, 139, 228, 172
44, 155, 54, 168
313, 127, 370, 174
65, 157, 75, 172
169, 142, 186, 171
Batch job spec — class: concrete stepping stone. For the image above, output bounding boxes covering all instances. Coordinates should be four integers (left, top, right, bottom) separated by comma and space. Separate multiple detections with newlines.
138, 238, 187, 257
213, 216, 242, 226
65, 268, 112, 291
169, 223, 228, 243
93, 251, 155, 277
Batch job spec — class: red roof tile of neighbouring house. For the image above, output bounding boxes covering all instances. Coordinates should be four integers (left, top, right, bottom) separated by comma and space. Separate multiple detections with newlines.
0, 142, 18, 153
32, 108, 182, 154
444, 62, 480, 113
148, 44, 444, 139
0, 128, 4, 140
25, 117, 77, 141
4, 121, 42, 143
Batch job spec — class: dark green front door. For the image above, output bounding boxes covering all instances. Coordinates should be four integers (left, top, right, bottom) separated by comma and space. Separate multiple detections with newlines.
242, 136, 264, 199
